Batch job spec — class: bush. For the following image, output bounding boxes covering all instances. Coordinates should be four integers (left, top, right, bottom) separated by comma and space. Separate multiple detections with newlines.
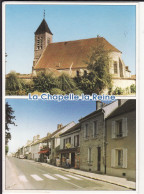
6, 72, 22, 91
113, 87, 124, 95
33, 72, 57, 92
73, 89, 83, 95
130, 84, 136, 93
57, 73, 77, 93
50, 88, 65, 95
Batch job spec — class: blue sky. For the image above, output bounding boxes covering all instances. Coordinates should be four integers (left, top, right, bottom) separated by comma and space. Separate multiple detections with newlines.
5, 4, 136, 75
6, 99, 99, 153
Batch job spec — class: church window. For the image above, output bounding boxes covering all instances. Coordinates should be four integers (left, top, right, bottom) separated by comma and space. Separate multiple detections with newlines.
40, 37, 43, 49
84, 70, 87, 76
114, 61, 118, 74
47, 37, 50, 45
76, 71, 79, 76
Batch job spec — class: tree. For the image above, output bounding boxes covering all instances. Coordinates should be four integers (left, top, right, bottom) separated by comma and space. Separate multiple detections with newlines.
75, 44, 112, 94
57, 73, 77, 93
6, 72, 22, 92
5, 102, 16, 145
33, 72, 57, 92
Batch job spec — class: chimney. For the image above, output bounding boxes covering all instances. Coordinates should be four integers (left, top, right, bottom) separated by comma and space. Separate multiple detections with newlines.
118, 99, 127, 107
57, 124, 63, 130
47, 132, 51, 137
96, 101, 103, 110
33, 136, 36, 141
37, 135, 40, 140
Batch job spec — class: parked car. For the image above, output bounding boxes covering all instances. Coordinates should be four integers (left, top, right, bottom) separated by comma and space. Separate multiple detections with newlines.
19, 155, 25, 159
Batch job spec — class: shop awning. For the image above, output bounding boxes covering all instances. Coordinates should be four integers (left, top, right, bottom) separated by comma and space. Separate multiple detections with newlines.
38, 149, 49, 154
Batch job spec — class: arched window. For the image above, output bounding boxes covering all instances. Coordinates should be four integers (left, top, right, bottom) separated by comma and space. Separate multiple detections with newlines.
76, 71, 79, 76
114, 61, 118, 74
84, 70, 87, 76
47, 37, 50, 45
37, 37, 40, 50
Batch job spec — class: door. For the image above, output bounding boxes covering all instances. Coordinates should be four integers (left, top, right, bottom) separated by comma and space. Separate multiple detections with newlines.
97, 147, 101, 171
71, 153, 75, 167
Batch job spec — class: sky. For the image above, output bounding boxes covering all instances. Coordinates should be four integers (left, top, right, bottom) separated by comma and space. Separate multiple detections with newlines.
5, 3, 136, 75
6, 99, 99, 153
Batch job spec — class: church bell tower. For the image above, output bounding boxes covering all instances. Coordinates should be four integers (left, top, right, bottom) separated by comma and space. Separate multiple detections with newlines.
33, 11, 53, 69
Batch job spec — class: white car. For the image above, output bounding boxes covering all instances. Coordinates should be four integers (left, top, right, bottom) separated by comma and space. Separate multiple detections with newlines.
19, 155, 25, 159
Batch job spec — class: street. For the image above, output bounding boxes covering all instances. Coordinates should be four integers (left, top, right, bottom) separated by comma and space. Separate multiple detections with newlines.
5, 156, 132, 190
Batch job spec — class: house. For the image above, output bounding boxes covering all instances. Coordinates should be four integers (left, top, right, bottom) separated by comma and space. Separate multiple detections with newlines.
24, 140, 32, 159
58, 123, 81, 168
48, 122, 75, 165
30, 135, 41, 161
79, 100, 127, 173
105, 100, 136, 181
31, 18, 135, 91
36, 133, 51, 163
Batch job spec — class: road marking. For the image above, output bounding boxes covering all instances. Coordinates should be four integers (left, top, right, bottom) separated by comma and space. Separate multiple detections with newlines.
65, 180, 83, 189
73, 174, 93, 180
18, 175, 28, 182
43, 174, 57, 180
54, 174, 70, 180
31, 174, 43, 181
66, 174, 82, 180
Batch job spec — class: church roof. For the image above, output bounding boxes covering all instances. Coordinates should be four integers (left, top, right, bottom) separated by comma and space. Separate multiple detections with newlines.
35, 19, 53, 35
34, 37, 121, 70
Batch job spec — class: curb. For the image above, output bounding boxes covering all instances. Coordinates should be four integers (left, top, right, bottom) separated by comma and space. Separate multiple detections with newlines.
40, 162, 136, 190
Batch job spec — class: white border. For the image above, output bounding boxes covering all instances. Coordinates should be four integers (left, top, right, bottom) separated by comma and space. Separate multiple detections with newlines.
2, 1, 138, 194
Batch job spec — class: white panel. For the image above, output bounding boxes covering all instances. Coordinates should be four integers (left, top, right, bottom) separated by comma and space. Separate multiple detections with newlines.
111, 121, 116, 138
66, 174, 82, 180
54, 174, 70, 180
123, 148, 127, 168
122, 117, 128, 137
43, 174, 57, 180
18, 175, 28, 182
111, 149, 115, 167
31, 174, 43, 181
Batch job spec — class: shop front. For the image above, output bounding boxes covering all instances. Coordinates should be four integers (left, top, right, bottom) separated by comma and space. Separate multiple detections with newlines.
58, 147, 80, 169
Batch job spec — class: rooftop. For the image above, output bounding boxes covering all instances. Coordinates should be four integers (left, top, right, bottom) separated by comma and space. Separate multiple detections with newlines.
34, 37, 121, 70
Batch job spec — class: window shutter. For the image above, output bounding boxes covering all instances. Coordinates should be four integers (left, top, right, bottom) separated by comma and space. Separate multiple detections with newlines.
96, 121, 98, 135
74, 136, 75, 147
111, 149, 115, 167
93, 122, 95, 137
123, 148, 127, 168
122, 118, 128, 137
111, 121, 116, 138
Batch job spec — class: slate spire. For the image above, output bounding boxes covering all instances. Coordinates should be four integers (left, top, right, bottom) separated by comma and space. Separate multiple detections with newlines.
35, 18, 53, 35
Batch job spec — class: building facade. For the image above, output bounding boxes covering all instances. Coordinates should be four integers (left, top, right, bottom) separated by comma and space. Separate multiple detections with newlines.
58, 123, 81, 168
79, 100, 127, 173
31, 18, 135, 92
106, 100, 136, 181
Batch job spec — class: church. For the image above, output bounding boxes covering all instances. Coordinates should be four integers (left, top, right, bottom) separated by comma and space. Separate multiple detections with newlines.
31, 17, 135, 90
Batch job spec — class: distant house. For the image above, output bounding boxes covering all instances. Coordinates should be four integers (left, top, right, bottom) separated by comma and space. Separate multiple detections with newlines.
49, 122, 76, 165
58, 123, 81, 168
106, 100, 136, 181
24, 140, 33, 159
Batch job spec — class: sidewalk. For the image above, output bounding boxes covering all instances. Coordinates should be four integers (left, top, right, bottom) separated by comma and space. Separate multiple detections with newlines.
40, 162, 136, 190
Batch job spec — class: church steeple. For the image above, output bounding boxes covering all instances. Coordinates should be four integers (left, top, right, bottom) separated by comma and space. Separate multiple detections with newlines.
33, 12, 53, 68
35, 19, 53, 35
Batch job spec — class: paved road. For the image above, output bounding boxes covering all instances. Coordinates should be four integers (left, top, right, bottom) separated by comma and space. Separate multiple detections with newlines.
5, 156, 131, 190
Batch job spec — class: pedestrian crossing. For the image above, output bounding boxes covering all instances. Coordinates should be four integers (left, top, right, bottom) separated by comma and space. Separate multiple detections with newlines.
18, 173, 84, 183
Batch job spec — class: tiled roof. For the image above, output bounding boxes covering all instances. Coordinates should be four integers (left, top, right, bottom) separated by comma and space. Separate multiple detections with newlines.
106, 100, 136, 119
60, 123, 81, 136
35, 19, 53, 35
79, 109, 103, 122
34, 37, 121, 70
